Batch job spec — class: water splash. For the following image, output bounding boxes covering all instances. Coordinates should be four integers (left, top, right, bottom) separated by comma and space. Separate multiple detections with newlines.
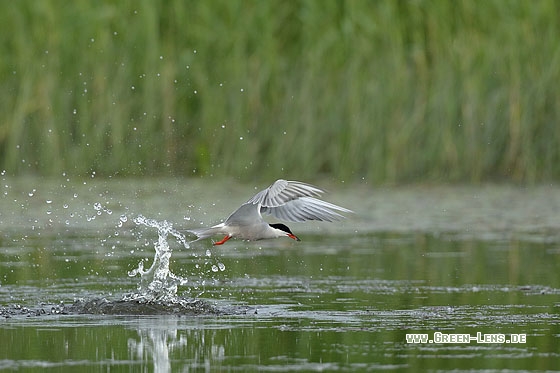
125, 215, 190, 303
70, 213, 224, 315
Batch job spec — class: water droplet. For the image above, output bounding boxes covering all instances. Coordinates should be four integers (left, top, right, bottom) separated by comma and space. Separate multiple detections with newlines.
93, 202, 102, 210
218, 262, 226, 271
211, 265, 219, 272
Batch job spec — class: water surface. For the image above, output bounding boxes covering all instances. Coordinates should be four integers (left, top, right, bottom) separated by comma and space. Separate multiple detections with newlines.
1, 177, 559, 371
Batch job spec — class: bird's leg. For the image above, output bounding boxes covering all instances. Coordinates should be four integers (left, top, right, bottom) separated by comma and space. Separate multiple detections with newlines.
213, 235, 231, 246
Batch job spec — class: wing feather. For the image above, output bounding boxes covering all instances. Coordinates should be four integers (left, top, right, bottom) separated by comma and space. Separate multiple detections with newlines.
250, 180, 352, 223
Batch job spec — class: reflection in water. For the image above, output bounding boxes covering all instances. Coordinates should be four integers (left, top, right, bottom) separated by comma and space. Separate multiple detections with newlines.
128, 325, 173, 372
127, 318, 226, 372
128, 319, 176, 373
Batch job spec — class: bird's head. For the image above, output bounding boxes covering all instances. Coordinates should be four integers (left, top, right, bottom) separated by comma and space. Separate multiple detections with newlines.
269, 223, 300, 241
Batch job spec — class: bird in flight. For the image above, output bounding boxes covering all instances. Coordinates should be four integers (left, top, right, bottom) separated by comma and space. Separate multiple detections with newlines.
188, 179, 352, 245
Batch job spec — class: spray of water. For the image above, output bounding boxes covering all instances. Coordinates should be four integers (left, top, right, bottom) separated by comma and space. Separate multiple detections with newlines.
69, 212, 225, 315
125, 215, 190, 303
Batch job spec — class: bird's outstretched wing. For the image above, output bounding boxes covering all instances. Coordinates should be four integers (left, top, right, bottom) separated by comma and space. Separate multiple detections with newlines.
247, 179, 352, 222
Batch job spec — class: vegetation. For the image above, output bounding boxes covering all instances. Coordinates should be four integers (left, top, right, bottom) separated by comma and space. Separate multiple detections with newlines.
1, 0, 559, 183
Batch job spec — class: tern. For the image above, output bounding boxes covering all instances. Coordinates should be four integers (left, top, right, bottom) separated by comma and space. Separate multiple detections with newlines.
188, 179, 352, 245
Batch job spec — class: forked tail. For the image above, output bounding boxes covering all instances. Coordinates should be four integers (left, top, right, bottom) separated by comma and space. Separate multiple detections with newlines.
186, 223, 225, 242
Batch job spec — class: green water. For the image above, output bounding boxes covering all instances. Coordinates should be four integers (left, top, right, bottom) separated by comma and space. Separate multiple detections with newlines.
1, 177, 559, 371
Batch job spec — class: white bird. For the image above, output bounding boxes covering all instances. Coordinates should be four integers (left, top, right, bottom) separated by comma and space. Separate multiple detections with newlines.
188, 179, 352, 245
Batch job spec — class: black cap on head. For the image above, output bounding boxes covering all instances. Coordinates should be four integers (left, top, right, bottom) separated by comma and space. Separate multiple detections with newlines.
269, 223, 301, 241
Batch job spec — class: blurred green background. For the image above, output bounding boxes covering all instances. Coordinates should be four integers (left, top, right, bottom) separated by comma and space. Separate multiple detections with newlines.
1, 0, 559, 183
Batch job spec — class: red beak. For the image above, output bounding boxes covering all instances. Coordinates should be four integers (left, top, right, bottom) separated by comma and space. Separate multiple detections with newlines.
288, 233, 301, 241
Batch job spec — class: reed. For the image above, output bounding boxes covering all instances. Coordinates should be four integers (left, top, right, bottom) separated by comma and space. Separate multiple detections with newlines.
1, 0, 559, 183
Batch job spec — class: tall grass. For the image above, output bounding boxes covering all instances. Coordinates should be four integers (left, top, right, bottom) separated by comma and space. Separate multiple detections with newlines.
1, 0, 559, 183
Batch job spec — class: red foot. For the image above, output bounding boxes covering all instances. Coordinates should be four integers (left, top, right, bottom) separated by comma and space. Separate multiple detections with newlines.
213, 235, 231, 245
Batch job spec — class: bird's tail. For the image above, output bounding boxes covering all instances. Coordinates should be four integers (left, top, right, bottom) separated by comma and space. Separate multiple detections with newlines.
186, 223, 225, 242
